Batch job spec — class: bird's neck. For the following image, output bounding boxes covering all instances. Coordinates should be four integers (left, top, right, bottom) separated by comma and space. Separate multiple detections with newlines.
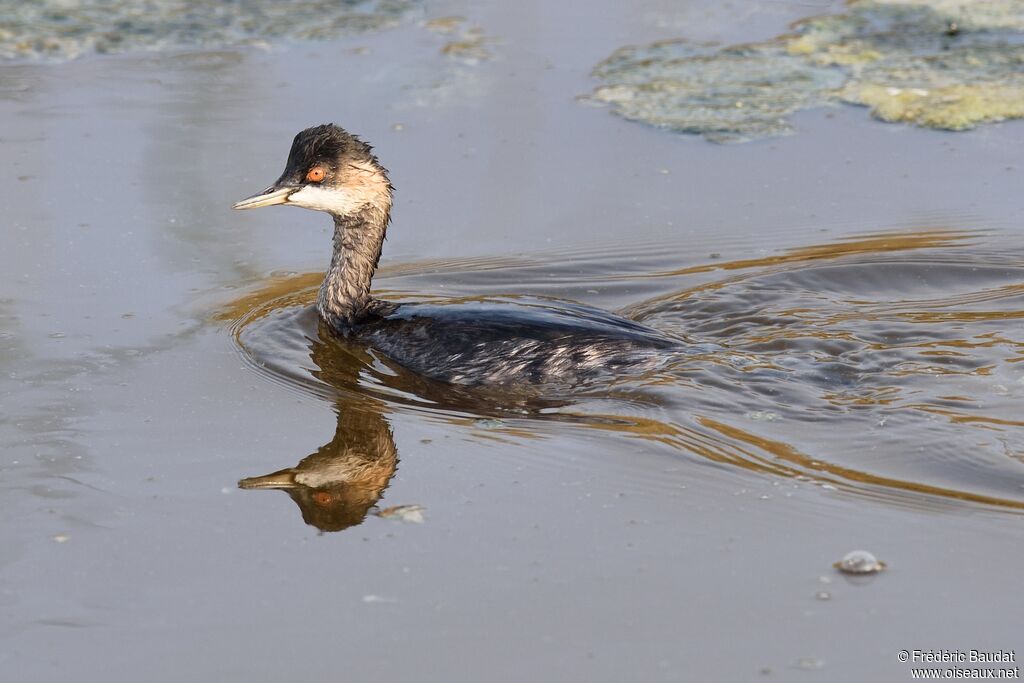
318, 205, 390, 329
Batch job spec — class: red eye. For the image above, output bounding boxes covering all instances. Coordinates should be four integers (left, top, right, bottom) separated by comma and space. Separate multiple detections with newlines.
306, 166, 326, 183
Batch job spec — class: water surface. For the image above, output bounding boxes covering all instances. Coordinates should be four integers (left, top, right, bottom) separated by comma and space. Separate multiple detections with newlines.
231, 229, 1024, 514
1, 1, 1022, 681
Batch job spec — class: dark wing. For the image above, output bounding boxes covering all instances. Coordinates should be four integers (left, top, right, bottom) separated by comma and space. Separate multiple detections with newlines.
357, 297, 677, 385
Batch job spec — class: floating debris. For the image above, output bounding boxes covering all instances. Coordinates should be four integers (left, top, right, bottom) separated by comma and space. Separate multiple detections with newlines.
0, 0, 421, 62
441, 40, 489, 63
422, 14, 492, 62
424, 16, 466, 34
375, 504, 425, 523
796, 656, 825, 670
588, 0, 1024, 141
439, 26, 490, 64
833, 549, 887, 574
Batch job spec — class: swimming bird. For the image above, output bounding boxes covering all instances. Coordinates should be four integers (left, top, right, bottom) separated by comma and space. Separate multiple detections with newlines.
233, 124, 678, 387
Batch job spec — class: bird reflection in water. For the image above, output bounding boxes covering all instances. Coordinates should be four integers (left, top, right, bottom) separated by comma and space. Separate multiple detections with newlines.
238, 321, 399, 533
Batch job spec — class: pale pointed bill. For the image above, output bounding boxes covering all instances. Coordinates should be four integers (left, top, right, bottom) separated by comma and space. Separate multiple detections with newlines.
232, 185, 296, 210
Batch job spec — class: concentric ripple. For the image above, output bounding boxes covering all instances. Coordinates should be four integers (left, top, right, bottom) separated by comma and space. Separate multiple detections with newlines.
222, 229, 1024, 513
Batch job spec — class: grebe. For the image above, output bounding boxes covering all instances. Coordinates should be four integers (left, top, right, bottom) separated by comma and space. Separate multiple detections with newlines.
233, 124, 678, 386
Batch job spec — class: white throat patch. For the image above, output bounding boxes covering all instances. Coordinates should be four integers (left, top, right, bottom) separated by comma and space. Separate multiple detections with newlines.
287, 160, 391, 216
288, 184, 364, 214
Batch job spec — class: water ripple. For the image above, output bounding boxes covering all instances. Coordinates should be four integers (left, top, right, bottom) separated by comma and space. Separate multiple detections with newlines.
222, 228, 1024, 513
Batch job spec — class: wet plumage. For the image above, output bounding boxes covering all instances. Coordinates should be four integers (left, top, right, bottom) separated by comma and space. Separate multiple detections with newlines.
234, 124, 678, 387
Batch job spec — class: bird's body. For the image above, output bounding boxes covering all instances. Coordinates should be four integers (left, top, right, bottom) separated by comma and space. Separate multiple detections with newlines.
347, 296, 676, 386
234, 124, 676, 387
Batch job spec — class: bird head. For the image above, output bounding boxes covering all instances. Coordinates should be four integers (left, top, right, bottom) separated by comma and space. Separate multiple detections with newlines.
233, 123, 392, 218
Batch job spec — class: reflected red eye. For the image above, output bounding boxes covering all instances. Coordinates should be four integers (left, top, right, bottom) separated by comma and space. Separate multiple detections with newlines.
306, 166, 326, 183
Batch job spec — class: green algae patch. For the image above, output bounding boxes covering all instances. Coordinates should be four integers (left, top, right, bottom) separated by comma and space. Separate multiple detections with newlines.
796, 2, 1024, 131
588, 0, 1024, 142
847, 77, 1024, 130
870, 0, 1024, 31
589, 40, 846, 143
0, 0, 421, 62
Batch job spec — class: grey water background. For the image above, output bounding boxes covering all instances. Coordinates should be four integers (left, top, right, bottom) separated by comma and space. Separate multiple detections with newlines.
1, 1, 1022, 681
